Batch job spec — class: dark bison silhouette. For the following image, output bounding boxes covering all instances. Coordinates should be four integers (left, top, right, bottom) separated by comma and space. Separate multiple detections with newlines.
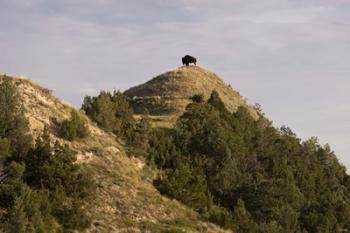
182, 55, 197, 66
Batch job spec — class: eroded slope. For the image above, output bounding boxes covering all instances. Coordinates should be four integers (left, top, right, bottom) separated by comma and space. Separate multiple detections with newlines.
125, 66, 257, 119
9, 76, 230, 233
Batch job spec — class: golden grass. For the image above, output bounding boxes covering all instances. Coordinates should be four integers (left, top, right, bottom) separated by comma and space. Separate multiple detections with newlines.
125, 66, 258, 119
134, 114, 178, 128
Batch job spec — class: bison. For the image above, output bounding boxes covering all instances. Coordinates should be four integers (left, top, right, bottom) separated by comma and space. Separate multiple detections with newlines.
182, 55, 197, 66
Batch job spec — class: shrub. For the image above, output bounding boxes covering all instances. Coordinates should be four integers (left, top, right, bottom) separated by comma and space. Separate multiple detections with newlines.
189, 94, 204, 103
155, 163, 211, 213
0, 78, 93, 232
82, 90, 152, 154
81, 90, 134, 137
60, 110, 89, 140
24, 129, 94, 230
208, 205, 235, 229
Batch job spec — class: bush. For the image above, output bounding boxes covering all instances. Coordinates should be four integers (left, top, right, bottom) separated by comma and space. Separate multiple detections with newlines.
60, 110, 89, 141
155, 163, 211, 213
209, 205, 235, 229
81, 90, 134, 137
82, 90, 152, 154
0, 78, 93, 232
189, 94, 204, 103
24, 129, 94, 230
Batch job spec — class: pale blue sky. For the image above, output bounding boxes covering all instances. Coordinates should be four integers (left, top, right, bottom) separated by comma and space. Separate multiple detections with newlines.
1, 0, 350, 170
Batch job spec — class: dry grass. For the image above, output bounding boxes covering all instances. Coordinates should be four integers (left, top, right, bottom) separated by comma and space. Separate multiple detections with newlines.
4, 74, 231, 233
125, 66, 258, 119
134, 114, 178, 128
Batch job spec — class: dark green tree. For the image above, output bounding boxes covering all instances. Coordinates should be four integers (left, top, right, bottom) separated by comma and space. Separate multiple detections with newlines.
82, 90, 136, 140
24, 128, 93, 230
0, 77, 93, 232
0, 77, 32, 162
207, 90, 228, 114
82, 91, 117, 131
147, 90, 350, 232
60, 110, 89, 140
156, 162, 211, 213
189, 94, 205, 103
111, 90, 135, 137
233, 198, 258, 233
128, 116, 151, 156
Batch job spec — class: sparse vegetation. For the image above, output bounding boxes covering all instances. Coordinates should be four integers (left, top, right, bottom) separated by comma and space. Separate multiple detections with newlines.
60, 110, 90, 140
82, 90, 151, 155
0, 74, 229, 233
0, 77, 94, 232
124, 66, 256, 117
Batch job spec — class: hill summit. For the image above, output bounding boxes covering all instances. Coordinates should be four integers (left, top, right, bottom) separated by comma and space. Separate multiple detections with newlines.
124, 66, 258, 118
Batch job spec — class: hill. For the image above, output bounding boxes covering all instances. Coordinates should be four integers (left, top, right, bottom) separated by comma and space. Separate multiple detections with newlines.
0, 75, 229, 233
124, 66, 258, 119
123, 66, 350, 232
2, 66, 350, 233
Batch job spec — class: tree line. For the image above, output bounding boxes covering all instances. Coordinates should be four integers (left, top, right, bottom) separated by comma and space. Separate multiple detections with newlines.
148, 91, 350, 232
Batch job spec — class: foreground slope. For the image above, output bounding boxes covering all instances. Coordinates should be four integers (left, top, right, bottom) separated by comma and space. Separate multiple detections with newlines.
124, 66, 258, 119
8, 75, 229, 233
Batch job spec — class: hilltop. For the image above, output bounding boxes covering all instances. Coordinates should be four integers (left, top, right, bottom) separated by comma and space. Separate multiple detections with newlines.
124, 66, 258, 119
1, 75, 229, 233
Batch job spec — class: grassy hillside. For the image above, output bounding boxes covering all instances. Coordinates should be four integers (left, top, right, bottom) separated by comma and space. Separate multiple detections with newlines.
3, 67, 349, 232
3, 75, 230, 233
124, 66, 258, 120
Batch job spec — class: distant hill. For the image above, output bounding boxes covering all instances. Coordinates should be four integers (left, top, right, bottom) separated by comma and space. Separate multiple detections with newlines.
124, 66, 258, 118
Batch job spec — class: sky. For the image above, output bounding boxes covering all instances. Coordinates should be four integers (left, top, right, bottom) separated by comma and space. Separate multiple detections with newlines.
1, 0, 350, 170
